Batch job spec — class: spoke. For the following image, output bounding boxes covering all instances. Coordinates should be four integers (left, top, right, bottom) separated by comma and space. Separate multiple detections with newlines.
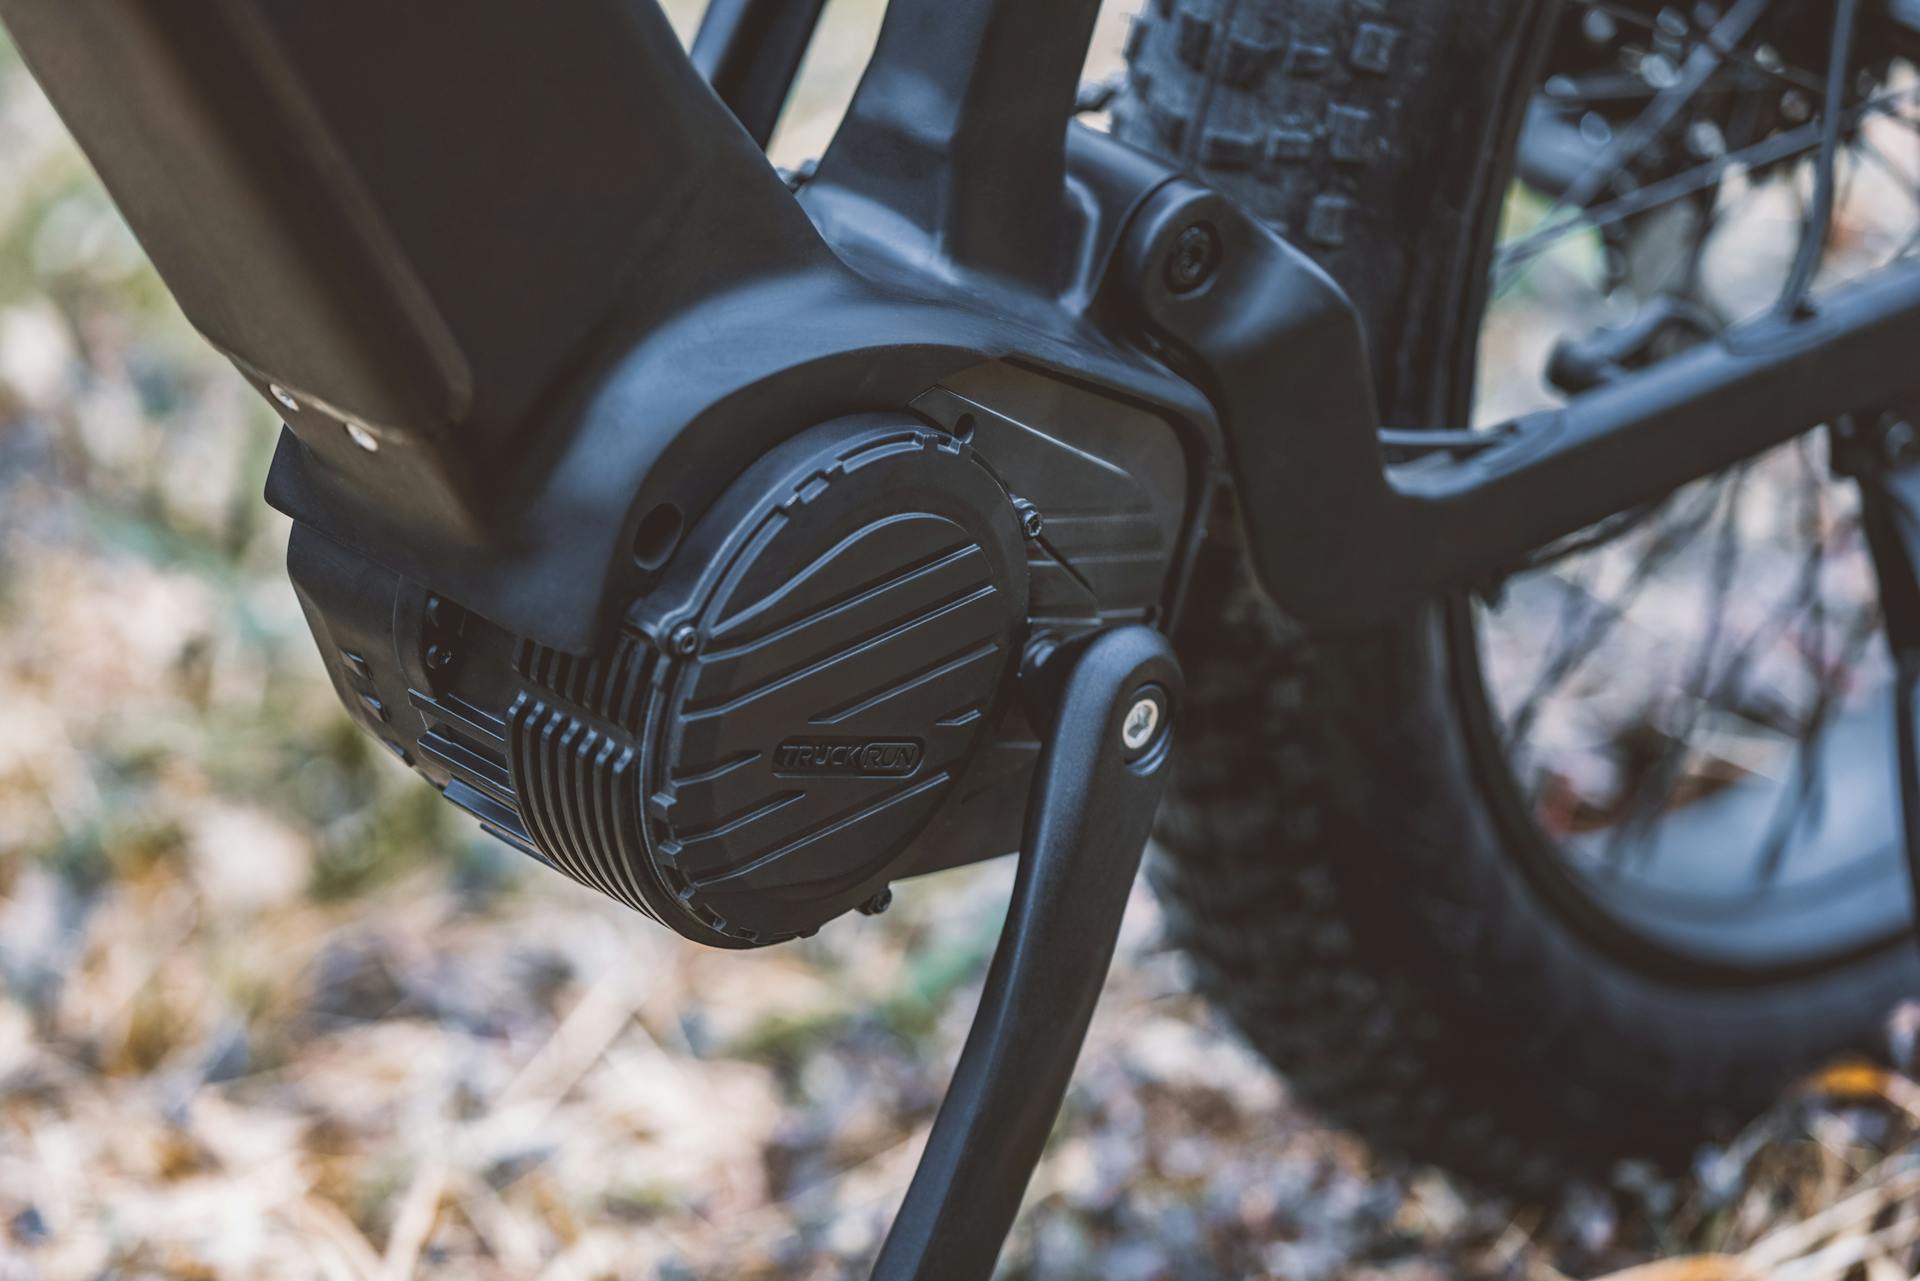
1538, 0, 1770, 232
1777, 0, 1861, 316
1489, 4, 1920, 906
1750, 604, 1882, 882
1603, 466, 1750, 867
1496, 86, 1920, 283
1674, 451, 1836, 735
1506, 556, 1609, 780
1566, 0, 1827, 96
1745, 444, 1838, 882
1505, 480, 1730, 757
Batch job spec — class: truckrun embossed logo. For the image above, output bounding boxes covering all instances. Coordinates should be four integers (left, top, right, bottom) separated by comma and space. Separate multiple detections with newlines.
773, 739, 923, 778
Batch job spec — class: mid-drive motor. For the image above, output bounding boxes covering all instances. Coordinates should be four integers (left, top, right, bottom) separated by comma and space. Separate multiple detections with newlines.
287, 370, 1194, 946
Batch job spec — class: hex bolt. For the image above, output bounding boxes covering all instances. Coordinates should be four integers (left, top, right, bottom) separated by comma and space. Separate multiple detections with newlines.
1012, 497, 1045, 540
1164, 222, 1221, 294
858, 887, 894, 917
669, 623, 701, 657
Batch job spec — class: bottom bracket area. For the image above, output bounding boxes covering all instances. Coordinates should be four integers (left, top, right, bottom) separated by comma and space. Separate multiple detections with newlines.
287, 363, 1196, 950
289, 418, 1033, 947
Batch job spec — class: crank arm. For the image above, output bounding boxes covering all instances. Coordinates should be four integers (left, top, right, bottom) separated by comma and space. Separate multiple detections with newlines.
870, 625, 1181, 1281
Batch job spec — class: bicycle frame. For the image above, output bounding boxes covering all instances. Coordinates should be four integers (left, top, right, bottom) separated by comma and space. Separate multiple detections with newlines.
7, 0, 1918, 643
9, 1, 1920, 1275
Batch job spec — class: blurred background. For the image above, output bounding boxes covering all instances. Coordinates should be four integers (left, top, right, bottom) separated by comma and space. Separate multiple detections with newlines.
4, 5, 1920, 1279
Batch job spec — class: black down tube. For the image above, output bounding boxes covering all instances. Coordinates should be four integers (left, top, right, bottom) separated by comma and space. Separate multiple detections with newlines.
871, 626, 1181, 1281
0, 0, 820, 537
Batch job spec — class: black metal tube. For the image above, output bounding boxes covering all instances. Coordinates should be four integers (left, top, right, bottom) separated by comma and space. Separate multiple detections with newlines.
1126, 180, 1920, 627
690, 0, 831, 148
1404, 255, 1920, 590
809, 0, 1104, 284
0, 0, 819, 527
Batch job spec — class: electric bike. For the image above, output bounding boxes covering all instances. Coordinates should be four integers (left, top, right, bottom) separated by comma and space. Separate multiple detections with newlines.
5, 0, 1919, 1272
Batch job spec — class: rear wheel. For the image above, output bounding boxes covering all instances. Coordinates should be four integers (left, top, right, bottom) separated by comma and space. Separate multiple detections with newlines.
1114, 0, 1920, 1187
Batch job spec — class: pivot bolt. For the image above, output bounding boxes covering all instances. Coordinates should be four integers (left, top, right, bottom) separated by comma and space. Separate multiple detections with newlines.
1164, 222, 1221, 294
1121, 687, 1166, 752
669, 623, 701, 657
1012, 498, 1045, 540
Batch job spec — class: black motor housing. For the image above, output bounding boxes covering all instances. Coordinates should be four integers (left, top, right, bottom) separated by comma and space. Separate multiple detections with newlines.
288, 369, 1193, 947
546, 417, 1028, 945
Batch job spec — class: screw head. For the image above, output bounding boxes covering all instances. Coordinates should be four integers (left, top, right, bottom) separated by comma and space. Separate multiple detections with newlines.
857, 887, 893, 916
669, 623, 701, 657
268, 383, 300, 412
1164, 222, 1221, 294
344, 421, 381, 453
424, 643, 454, 671
1121, 694, 1163, 751
1012, 498, 1045, 540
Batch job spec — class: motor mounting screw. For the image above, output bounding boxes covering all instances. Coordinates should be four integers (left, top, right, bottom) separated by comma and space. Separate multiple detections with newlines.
1164, 222, 1221, 294
669, 623, 701, 657
424, 643, 455, 672
1012, 497, 1045, 540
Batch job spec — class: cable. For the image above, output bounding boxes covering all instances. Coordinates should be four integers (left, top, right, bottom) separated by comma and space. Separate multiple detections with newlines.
1778, 0, 1862, 316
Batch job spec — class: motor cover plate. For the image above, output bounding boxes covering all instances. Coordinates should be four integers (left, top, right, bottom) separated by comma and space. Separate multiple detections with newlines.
624, 420, 1030, 943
